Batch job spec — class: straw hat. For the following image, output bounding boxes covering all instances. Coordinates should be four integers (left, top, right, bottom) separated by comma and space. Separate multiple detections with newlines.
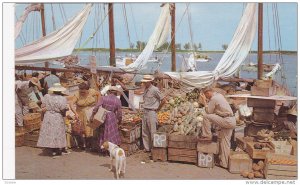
287, 105, 297, 116
141, 75, 154, 82
48, 83, 67, 92
108, 86, 123, 92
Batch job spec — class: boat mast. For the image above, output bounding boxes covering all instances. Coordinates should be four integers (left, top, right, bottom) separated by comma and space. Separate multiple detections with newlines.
257, 3, 263, 79
171, 3, 176, 72
40, 3, 48, 68
108, 3, 116, 67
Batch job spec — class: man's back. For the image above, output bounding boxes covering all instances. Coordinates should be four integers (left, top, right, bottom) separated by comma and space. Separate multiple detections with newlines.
45, 74, 60, 88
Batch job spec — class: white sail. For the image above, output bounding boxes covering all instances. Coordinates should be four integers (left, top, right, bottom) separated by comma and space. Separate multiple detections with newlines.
15, 4, 92, 64
165, 3, 257, 89
121, 3, 171, 72
15, 3, 43, 40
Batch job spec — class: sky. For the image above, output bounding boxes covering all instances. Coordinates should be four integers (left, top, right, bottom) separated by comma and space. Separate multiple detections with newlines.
15, 2, 297, 51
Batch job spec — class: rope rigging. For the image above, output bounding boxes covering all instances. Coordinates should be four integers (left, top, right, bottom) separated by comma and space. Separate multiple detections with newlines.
122, 4, 132, 50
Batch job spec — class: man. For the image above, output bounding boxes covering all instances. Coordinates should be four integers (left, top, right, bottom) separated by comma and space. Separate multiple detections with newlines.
15, 75, 40, 126
199, 87, 236, 169
44, 69, 60, 92
141, 75, 165, 153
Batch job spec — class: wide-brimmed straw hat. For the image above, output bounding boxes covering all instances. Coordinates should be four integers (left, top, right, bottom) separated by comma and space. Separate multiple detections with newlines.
141, 75, 154, 82
48, 83, 67, 92
108, 86, 123, 93
287, 105, 297, 116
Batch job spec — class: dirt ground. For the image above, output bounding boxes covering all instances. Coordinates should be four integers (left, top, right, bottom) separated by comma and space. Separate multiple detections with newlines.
15, 146, 244, 180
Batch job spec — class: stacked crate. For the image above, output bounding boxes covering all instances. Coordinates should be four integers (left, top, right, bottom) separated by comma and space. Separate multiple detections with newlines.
245, 98, 275, 137
167, 135, 198, 164
120, 123, 141, 156
151, 132, 168, 162
197, 141, 219, 168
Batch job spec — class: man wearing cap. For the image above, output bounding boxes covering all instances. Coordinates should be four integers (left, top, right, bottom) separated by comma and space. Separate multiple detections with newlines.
141, 75, 165, 153
199, 87, 236, 168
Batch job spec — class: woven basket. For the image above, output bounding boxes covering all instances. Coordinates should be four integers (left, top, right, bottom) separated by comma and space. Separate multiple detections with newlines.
15, 127, 25, 147
23, 113, 41, 132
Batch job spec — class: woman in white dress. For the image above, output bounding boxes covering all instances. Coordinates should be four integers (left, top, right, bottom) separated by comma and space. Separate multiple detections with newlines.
37, 83, 68, 157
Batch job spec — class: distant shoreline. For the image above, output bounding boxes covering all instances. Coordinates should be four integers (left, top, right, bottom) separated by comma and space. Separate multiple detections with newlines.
74, 48, 297, 55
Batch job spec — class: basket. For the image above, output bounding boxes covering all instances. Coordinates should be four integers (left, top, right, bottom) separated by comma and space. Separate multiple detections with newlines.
23, 113, 41, 132
16, 132, 25, 147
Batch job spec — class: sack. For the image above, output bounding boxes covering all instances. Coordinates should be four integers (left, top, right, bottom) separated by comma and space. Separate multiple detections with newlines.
85, 106, 107, 130
71, 119, 84, 135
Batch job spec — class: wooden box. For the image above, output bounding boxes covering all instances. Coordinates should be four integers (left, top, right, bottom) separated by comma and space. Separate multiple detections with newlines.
152, 147, 167, 162
253, 108, 275, 122
235, 136, 255, 150
120, 125, 136, 143
197, 141, 219, 154
247, 98, 276, 108
228, 152, 252, 174
264, 153, 297, 179
270, 141, 292, 155
255, 79, 273, 88
246, 142, 274, 159
153, 132, 168, 148
120, 141, 139, 156
251, 86, 276, 97
197, 152, 214, 168
168, 148, 197, 164
168, 135, 197, 149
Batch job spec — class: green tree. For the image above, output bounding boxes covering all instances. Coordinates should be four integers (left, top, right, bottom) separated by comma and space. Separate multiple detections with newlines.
129, 42, 134, 49
175, 43, 181, 50
198, 43, 202, 50
192, 44, 199, 51
222, 44, 228, 50
184, 43, 191, 50
136, 41, 147, 51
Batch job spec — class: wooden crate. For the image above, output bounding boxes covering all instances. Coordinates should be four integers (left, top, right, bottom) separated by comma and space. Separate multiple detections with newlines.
235, 136, 255, 150
270, 141, 292, 155
168, 148, 197, 164
228, 151, 252, 174
120, 142, 139, 156
197, 152, 214, 168
246, 142, 274, 159
197, 141, 219, 154
255, 79, 273, 88
168, 135, 197, 149
151, 147, 167, 162
264, 153, 297, 179
23, 113, 41, 132
247, 98, 276, 108
120, 125, 136, 143
153, 132, 168, 148
253, 108, 275, 122
251, 86, 276, 97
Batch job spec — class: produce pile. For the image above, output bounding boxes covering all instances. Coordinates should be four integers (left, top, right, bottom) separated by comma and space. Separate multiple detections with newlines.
241, 161, 265, 179
157, 89, 206, 136
122, 110, 142, 124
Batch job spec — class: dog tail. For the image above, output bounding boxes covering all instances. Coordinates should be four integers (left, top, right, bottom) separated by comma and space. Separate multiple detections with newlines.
118, 150, 124, 157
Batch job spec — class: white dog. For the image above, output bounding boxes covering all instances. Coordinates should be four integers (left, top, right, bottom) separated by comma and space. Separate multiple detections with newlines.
101, 141, 126, 179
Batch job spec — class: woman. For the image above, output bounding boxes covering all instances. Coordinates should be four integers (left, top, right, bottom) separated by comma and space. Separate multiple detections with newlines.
37, 83, 68, 157
70, 82, 101, 150
91, 86, 122, 150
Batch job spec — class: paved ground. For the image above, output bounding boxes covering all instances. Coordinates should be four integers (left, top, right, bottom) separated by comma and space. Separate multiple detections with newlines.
15, 146, 244, 180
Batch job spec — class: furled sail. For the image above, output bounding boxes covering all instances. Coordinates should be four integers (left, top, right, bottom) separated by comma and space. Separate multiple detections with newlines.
15, 4, 92, 64
15, 3, 43, 40
121, 3, 171, 72
165, 3, 257, 89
